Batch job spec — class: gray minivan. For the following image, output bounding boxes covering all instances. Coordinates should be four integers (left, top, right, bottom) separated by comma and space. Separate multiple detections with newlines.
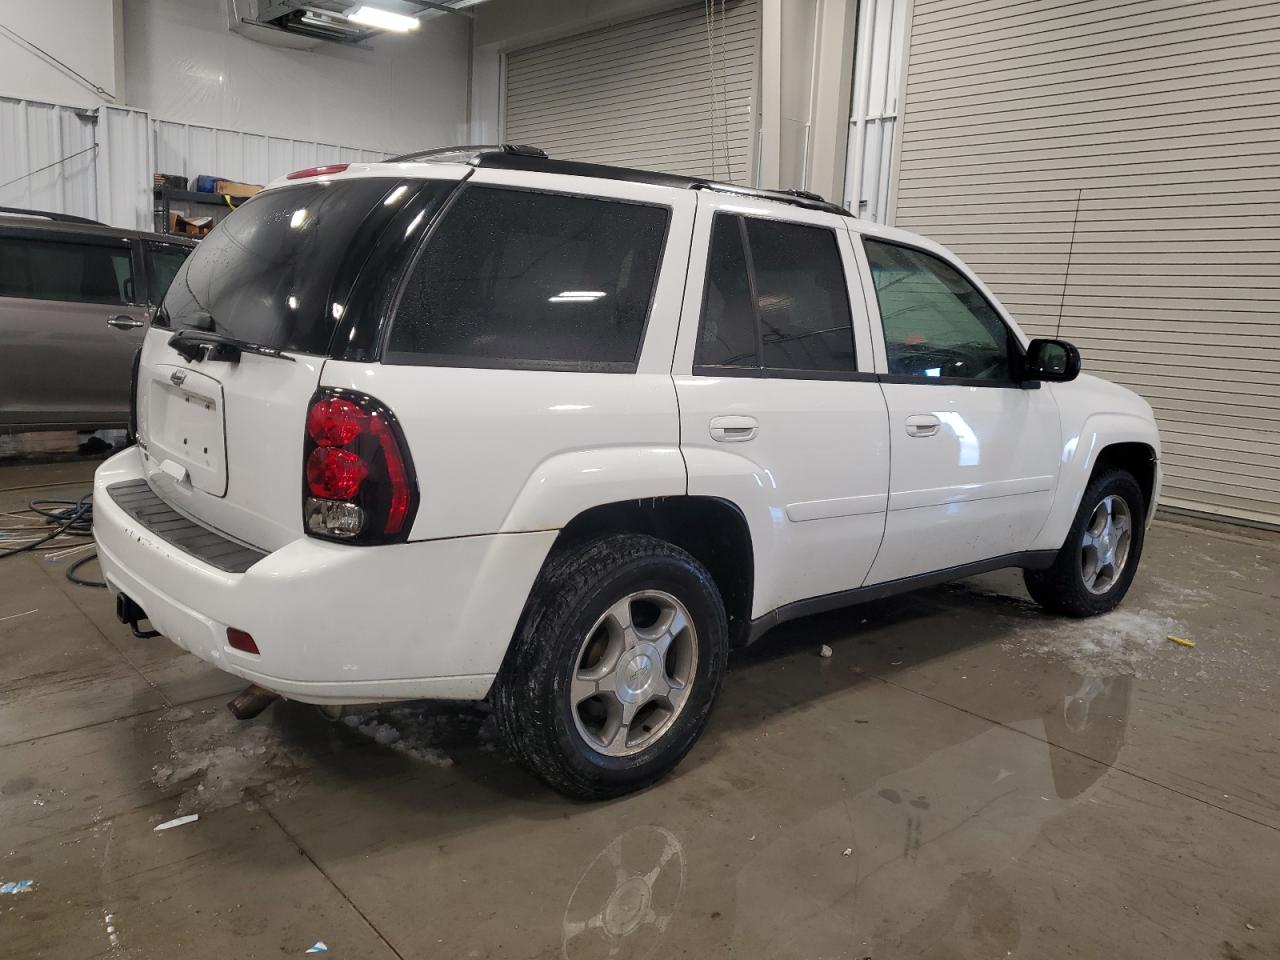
0, 209, 195, 432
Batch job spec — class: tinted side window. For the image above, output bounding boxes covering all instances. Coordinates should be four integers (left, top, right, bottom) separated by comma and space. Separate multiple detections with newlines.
864, 239, 1012, 381
386, 186, 669, 368
695, 214, 757, 368
746, 218, 855, 373
0, 236, 133, 305
144, 242, 190, 304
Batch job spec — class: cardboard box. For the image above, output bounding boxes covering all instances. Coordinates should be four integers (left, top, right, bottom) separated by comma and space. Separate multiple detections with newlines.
213, 180, 262, 197
168, 212, 213, 237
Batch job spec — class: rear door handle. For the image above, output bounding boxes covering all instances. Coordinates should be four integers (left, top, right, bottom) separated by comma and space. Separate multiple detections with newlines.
905, 414, 941, 438
709, 415, 758, 442
107, 315, 145, 330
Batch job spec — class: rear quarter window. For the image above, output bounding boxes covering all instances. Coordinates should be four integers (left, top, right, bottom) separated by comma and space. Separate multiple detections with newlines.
384, 186, 670, 371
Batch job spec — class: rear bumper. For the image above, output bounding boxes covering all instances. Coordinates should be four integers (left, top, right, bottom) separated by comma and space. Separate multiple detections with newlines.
93, 447, 555, 704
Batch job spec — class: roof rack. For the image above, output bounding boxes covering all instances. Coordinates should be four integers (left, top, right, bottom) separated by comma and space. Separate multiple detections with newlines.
386, 145, 852, 217
0, 205, 104, 226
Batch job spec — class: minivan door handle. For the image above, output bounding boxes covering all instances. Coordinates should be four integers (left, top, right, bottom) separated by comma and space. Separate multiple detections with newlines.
709, 415, 758, 442
107, 315, 145, 330
905, 414, 941, 438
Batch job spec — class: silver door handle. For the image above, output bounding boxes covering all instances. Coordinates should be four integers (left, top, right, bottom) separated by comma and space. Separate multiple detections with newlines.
106, 315, 145, 330
709, 415, 758, 442
905, 414, 941, 438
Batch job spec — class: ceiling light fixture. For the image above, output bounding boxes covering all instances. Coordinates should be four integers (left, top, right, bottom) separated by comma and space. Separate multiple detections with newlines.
346, 5, 420, 31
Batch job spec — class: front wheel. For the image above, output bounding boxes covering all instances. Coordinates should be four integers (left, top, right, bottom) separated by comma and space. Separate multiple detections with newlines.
1024, 469, 1147, 618
493, 534, 728, 800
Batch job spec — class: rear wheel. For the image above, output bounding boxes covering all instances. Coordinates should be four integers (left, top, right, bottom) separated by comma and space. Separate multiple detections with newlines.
1024, 469, 1146, 617
493, 534, 728, 800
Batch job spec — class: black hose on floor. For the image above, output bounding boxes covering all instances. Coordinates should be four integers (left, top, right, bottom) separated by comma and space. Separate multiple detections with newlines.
0, 493, 106, 588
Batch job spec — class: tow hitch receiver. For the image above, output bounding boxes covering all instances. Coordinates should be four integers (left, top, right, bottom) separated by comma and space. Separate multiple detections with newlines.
115, 593, 160, 639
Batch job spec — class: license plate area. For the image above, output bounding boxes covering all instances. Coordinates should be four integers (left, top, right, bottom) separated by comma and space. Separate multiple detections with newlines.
143, 365, 227, 496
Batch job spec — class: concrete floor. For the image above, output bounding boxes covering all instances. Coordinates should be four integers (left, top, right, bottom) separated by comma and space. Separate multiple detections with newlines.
1, 460, 1277, 960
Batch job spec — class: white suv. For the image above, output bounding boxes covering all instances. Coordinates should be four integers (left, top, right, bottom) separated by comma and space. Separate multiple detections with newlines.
94, 146, 1160, 799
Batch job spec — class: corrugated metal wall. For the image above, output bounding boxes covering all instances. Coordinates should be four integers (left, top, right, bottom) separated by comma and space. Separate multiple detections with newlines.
0, 96, 390, 231
503, 0, 759, 184
894, 0, 1280, 527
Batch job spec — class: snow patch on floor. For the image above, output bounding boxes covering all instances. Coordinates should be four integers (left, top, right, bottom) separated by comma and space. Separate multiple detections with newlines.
340, 702, 500, 766
1018, 607, 1188, 676
153, 707, 307, 814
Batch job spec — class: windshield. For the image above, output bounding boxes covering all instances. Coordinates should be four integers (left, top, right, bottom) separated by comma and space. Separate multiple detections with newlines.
157, 178, 408, 355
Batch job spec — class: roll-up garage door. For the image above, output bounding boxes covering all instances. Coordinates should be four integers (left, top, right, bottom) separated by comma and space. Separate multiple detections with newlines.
893, 0, 1280, 527
504, 0, 758, 185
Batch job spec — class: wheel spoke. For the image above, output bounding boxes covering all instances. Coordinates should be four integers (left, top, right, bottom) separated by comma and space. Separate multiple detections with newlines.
652, 607, 689, 656
604, 597, 641, 652
603, 697, 642, 749
571, 673, 600, 705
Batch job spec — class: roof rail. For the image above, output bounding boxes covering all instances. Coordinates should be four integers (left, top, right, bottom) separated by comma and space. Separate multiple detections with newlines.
0, 205, 104, 226
387, 146, 852, 217
386, 143, 547, 164
691, 183, 852, 218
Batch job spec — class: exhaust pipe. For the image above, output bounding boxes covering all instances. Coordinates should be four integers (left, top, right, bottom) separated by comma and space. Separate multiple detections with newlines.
226, 684, 280, 720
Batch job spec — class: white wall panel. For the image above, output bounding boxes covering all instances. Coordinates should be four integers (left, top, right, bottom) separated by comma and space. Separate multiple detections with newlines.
96, 104, 153, 230
0, 0, 118, 108
122, 0, 470, 155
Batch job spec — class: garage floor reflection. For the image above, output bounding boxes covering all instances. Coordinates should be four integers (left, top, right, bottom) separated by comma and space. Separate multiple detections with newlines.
1, 460, 1277, 959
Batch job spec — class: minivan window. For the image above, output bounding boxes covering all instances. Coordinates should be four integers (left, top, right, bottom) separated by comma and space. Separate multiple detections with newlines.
159, 178, 407, 354
0, 236, 133, 305
144, 242, 191, 304
386, 186, 669, 369
863, 239, 1012, 381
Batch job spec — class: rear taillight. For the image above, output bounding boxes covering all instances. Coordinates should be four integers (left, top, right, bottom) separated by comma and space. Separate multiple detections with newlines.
286, 163, 350, 180
302, 389, 417, 543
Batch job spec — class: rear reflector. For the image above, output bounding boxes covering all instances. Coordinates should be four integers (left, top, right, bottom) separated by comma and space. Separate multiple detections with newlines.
227, 628, 260, 655
286, 163, 350, 180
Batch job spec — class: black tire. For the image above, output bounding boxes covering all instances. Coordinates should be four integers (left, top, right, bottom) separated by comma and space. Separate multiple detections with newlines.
1024, 468, 1146, 618
493, 534, 729, 801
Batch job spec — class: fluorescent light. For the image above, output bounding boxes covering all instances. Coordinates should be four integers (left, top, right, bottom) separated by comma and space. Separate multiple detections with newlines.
548, 290, 607, 303
346, 5, 419, 31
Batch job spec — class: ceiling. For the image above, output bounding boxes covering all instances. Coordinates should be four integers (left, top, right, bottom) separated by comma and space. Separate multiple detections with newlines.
247, 0, 486, 44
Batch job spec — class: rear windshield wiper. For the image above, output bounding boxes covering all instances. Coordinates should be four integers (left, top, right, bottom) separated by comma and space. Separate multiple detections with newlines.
168, 329, 296, 364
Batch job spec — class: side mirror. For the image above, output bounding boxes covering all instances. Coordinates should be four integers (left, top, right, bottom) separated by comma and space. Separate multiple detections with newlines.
1024, 338, 1081, 382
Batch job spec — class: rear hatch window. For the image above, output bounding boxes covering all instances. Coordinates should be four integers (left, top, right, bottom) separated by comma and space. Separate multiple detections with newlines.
384, 185, 670, 371
157, 178, 412, 355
